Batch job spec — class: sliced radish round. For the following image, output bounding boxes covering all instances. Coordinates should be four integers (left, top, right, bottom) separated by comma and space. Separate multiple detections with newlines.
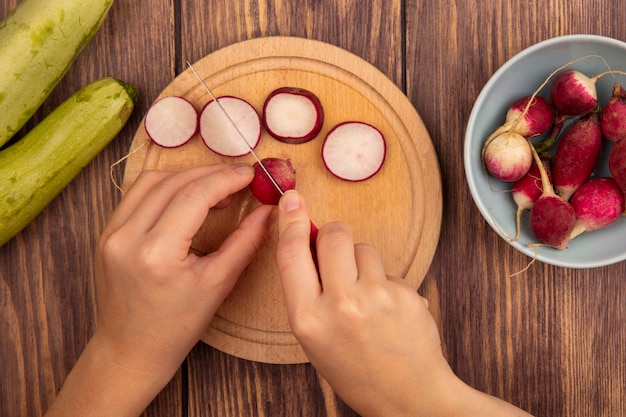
199, 96, 262, 156
263, 87, 324, 144
322, 121, 386, 182
144, 96, 198, 148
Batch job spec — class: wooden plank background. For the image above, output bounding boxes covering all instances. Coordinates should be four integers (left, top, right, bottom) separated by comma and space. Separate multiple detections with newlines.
1, 1, 625, 416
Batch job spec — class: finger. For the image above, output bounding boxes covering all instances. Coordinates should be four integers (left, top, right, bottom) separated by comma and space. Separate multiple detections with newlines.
316, 222, 358, 292
354, 243, 386, 282
116, 165, 248, 239
150, 165, 255, 246
196, 204, 274, 296
102, 170, 171, 235
275, 191, 321, 312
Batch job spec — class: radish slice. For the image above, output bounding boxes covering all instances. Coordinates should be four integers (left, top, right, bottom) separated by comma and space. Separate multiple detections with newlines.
322, 121, 386, 182
263, 87, 324, 144
144, 96, 198, 148
199, 96, 262, 156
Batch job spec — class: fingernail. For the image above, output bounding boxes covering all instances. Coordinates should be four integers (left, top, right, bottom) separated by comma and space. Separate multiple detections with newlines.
280, 190, 301, 212
233, 164, 254, 175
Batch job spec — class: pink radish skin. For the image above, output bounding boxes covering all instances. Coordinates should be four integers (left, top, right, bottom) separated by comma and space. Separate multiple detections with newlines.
199, 96, 262, 157
263, 87, 324, 144
511, 157, 551, 241
483, 131, 532, 182
505, 95, 554, 138
322, 121, 386, 182
144, 96, 198, 148
249, 158, 296, 205
569, 177, 625, 239
528, 145, 576, 249
608, 136, 626, 198
551, 112, 602, 201
600, 83, 626, 142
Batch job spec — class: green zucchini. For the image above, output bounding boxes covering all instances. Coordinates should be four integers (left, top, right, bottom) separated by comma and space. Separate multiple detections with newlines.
0, 0, 114, 147
0, 77, 136, 247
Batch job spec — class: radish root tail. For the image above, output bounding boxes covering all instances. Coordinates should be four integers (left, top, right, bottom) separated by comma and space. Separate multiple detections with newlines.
109, 138, 150, 195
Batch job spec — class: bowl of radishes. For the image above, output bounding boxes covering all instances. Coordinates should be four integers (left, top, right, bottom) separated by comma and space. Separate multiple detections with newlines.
465, 34, 626, 268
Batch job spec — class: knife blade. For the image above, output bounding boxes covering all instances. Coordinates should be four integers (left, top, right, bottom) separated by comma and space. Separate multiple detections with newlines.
186, 60, 319, 269
185, 60, 285, 196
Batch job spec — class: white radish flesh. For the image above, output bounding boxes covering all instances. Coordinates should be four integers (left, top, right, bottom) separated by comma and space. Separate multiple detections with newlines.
144, 96, 198, 148
322, 121, 386, 182
199, 96, 262, 156
263, 87, 324, 144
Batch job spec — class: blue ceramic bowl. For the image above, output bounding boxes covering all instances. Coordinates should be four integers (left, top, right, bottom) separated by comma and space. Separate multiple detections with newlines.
464, 34, 626, 268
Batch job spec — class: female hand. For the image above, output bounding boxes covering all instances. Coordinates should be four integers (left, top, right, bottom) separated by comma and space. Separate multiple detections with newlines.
274, 190, 534, 417
95, 164, 273, 376
46, 164, 273, 417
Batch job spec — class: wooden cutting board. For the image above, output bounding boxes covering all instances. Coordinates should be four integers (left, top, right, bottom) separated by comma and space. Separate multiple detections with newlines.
122, 37, 442, 364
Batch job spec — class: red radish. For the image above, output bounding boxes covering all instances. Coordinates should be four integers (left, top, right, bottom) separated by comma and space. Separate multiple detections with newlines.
248, 158, 320, 266
549, 70, 599, 117
551, 112, 602, 201
144, 96, 198, 148
199, 96, 262, 156
569, 177, 625, 239
249, 158, 296, 205
263, 87, 324, 144
511, 157, 551, 241
600, 82, 626, 142
609, 136, 626, 197
322, 121, 386, 182
528, 146, 576, 249
483, 131, 532, 182
505, 95, 554, 138
549, 69, 626, 118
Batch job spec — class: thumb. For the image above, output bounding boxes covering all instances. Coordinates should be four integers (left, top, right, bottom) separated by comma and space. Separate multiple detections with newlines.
276, 191, 321, 310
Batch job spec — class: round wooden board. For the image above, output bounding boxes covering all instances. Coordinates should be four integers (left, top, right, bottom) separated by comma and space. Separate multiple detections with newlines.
122, 37, 442, 364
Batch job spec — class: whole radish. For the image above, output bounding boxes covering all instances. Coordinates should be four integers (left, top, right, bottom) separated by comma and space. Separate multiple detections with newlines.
482, 94, 552, 182
528, 146, 576, 249
511, 157, 551, 241
551, 112, 602, 201
505, 95, 554, 138
249, 158, 296, 205
550, 70, 599, 117
569, 177, 625, 240
600, 82, 626, 142
609, 136, 626, 197
550, 69, 626, 118
483, 131, 532, 182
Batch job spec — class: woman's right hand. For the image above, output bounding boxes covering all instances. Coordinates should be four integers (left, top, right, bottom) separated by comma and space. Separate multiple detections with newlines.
274, 190, 534, 417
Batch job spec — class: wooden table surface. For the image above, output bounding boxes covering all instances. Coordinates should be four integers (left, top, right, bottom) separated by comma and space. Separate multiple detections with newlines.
2, 1, 625, 416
